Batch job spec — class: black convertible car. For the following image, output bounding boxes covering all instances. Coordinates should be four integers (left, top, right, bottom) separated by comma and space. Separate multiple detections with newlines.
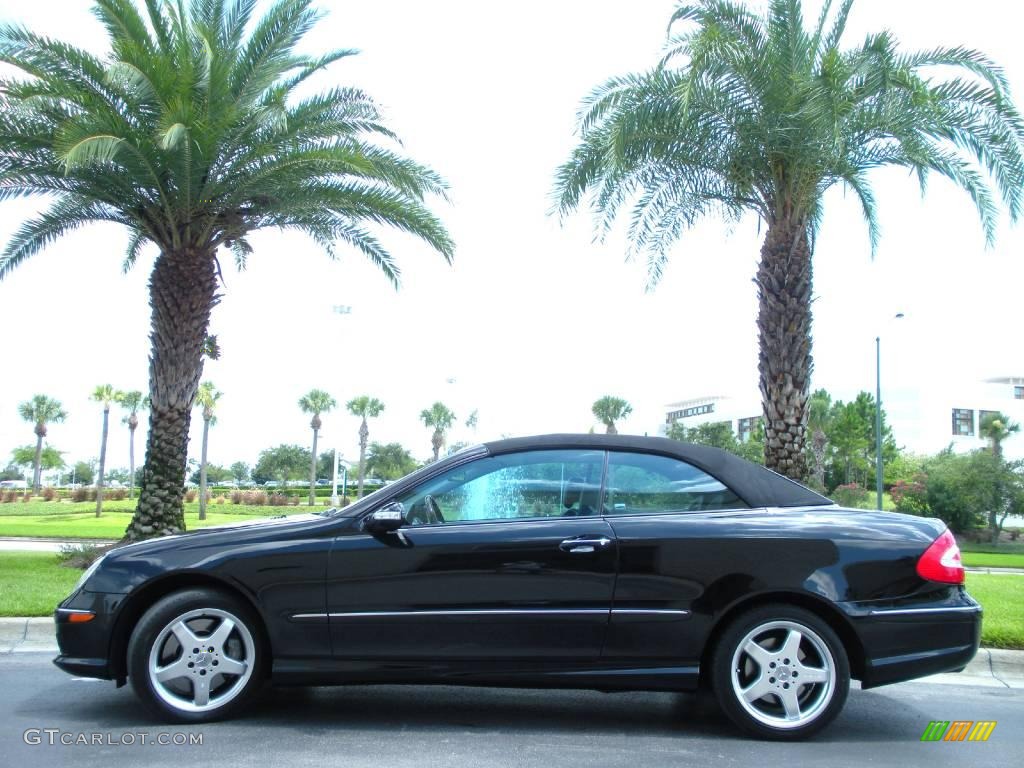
53, 434, 980, 739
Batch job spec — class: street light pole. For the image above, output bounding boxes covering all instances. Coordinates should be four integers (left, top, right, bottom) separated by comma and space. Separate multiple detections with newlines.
875, 313, 904, 511
875, 335, 883, 510
330, 448, 339, 508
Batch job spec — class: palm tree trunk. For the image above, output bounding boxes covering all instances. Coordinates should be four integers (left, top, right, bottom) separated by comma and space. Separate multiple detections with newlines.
309, 427, 319, 506
32, 428, 44, 493
128, 424, 136, 500
95, 406, 109, 517
756, 218, 812, 481
606, 423, 617, 435
125, 250, 218, 542
432, 430, 442, 462
199, 417, 210, 521
357, 418, 368, 498
811, 429, 827, 489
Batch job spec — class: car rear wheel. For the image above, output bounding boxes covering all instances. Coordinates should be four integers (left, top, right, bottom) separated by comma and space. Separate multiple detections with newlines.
127, 588, 264, 722
711, 604, 849, 740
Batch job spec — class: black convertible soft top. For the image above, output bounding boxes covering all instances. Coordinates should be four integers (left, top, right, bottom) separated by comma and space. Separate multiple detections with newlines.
482, 433, 833, 509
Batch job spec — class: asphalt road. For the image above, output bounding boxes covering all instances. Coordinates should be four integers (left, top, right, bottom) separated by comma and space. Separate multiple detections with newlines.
1, 652, 1020, 768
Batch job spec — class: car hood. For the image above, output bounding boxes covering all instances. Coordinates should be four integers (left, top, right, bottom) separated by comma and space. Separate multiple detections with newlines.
108, 512, 330, 555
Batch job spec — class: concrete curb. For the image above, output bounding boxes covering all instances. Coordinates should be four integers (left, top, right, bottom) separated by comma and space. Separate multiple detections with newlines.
2, 616, 1021, 689
0, 617, 62, 654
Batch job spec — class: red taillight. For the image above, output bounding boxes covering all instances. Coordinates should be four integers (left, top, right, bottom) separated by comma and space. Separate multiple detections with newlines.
916, 529, 964, 584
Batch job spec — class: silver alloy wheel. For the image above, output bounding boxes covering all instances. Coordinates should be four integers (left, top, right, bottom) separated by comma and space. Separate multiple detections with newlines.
147, 607, 255, 714
729, 619, 836, 730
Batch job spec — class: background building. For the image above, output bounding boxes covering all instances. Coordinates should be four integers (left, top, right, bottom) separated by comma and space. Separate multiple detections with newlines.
662, 376, 1024, 460
663, 392, 762, 442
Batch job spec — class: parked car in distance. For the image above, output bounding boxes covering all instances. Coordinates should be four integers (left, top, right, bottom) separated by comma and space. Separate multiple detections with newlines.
0, 479, 28, 490
53, 434, 979, 740
262, 481, 280, 488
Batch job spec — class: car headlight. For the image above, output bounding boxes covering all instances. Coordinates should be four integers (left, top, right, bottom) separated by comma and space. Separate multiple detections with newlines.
74, 554, 107, 594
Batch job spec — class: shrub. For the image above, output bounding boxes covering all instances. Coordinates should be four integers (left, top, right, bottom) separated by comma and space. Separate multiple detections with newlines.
216, 495, 226, 504
184, 489, 197, 503
230, 490, 243, 504
107, 489, 127, 501
21, 491, 32, 502
1, 490, 15, 503
57, 542, 114, 569
891, 476, 929, 515
268, 493, 290, 506
832, 483, 869, 509
41, 487, 58, 501
71, 487, 88, 502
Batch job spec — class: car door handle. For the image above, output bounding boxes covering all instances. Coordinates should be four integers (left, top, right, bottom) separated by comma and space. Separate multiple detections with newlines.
560, 537, 612, 553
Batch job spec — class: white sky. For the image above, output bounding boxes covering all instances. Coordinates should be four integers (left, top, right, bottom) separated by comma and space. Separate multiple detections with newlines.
0, 0, 1022, 474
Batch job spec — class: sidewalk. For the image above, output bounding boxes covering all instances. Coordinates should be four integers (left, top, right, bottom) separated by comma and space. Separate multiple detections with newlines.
0, 537, 116, 552
2, 616, 1021, 689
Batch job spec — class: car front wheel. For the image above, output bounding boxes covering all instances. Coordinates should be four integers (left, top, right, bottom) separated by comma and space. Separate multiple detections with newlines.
127, 588, 264, 722
711, 604, 850, 740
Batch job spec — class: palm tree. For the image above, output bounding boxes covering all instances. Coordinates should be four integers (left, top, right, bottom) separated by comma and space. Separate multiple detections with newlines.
116, 390, 146, 499
592, 396, 632, 435
554, 0, 1024, 480
0, 0, 453, 540
346, 396, 385, 498
980, 412, 1021, 460
420, 402, 456, 462
299, 390, 336, 505
92, 384, 120, 516
195, 382, 222, 521
17, 395, 66, 492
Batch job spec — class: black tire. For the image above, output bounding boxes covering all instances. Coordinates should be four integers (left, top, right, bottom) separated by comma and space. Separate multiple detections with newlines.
710, 603, 850, 740
127, 587, 265, 723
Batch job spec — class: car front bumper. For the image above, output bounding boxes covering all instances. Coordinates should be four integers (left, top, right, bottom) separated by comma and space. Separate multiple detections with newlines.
52, 590, 125, 682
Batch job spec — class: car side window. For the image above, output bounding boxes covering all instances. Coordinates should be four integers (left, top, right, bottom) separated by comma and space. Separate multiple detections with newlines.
396, 450, 604, 525
604, 452, 747, 514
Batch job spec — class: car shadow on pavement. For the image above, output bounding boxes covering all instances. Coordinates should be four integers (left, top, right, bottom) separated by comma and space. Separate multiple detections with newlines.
15, 674, 970, 744
232, 683, 938, 743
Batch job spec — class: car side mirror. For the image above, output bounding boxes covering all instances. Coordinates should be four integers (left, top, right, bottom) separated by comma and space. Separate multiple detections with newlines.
365, 501, 405, 534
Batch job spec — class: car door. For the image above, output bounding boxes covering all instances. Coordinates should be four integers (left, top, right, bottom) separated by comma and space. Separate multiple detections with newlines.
599, 450, 752, 662
325, 449, 616, 660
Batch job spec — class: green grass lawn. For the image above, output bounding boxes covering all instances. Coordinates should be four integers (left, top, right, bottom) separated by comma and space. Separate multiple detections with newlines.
0, 500, 319, 539
961, 551, 1024, 568
1, 553, 1021, 650
0, 552, 81, 616
967, 572, 1024, 649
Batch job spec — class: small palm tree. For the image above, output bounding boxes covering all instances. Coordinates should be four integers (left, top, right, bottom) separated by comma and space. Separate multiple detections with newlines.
420, 402, 456, 462
807, 389, 833, 490
980, 412, 1021, 460
92, 384, 120, 516
592, 396, 632, 435
0, 0, 453, 540
195, 382, 222, 521
299, 390, 336, 505
17, 395, 66, 492
347, 396, 385, 498
116, 391, 146, 499
555, 0, 1024, 479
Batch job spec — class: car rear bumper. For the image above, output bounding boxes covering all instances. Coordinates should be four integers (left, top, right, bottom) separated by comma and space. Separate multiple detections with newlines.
845, 592, 982, 689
